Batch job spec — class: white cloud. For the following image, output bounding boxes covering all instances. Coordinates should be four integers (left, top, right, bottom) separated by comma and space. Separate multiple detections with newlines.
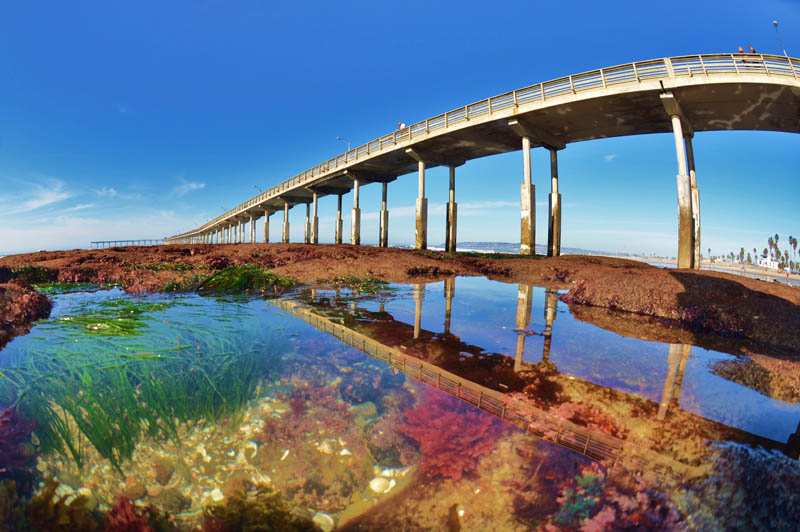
62, 203, 95, 212
0, 178, 72, 215
173, 178, 206, 197
603, 154, 617, 162
93, 187, 119, 197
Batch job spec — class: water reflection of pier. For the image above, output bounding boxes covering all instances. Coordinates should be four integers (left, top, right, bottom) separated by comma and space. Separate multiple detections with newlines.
274, 296, 624, 463
292, 280, 800, 461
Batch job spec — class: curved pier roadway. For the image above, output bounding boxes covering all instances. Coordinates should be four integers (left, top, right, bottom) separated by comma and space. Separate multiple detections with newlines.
166, 53, 800, 269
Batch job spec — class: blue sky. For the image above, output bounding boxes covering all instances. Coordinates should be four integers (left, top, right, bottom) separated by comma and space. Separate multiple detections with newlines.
1, 0, 798, 257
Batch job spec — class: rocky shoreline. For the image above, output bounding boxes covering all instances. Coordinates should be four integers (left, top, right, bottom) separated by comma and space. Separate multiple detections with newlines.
0, 244, 798, 356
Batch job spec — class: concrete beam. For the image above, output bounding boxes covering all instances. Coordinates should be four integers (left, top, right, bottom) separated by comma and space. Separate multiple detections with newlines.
660, 92, 694, 137
508, 118, 566, 151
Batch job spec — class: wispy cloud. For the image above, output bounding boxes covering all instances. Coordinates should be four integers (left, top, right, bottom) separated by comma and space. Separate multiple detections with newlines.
62, 203, 95, 212
603, 154, 617, 162
93, 187, 118, 198
173, 178, 206, 197
0, 178, 72, 215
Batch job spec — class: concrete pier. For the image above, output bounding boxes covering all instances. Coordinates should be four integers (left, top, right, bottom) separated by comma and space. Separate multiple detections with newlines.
662, 92, 698, 270
249, 214, 256, 243
445, 166, 457, 253
282, 200, 290, 244
379, 182, 389, 248
547, 148, 562, 257
351, 179, 361, 245
685, 135, 701, 267
520, 136, 535, 256
406, 149, 427, 250
311, 192, 319, 244
263, 210, 270, 243
335, 194, 343, 245
302, 203, 309, 244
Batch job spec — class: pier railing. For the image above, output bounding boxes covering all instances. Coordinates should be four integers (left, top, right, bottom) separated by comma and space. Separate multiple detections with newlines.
275, 299, 623, 463
89, 239, 164, 249
169, 53, 798, 241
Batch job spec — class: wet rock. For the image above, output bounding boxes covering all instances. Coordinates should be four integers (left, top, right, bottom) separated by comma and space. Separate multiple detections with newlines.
152, 459, 175, 486
122, 477, 147, 501
155, 487, 191, 513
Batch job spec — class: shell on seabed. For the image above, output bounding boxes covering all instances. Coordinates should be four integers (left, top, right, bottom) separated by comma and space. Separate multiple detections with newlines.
368, 476, 396, 494
313, 512, 335, 532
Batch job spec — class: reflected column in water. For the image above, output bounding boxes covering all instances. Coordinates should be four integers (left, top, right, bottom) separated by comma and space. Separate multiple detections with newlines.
413, 283, 425, 339
443, 277, 455, 335
657, 343, 692, 420
514, 284, 532, 372
542, 289, 558, 366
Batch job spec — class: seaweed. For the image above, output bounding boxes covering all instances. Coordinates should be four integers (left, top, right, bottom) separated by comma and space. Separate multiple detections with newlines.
198, 264, 295, 296
201, 484, 318, 532
397, 388, 500, 480
1, 295, 285, 471
104, 496, 177, 532
323, 275, 390, 295
0, 407, 36, 495
24, 479, 101, 532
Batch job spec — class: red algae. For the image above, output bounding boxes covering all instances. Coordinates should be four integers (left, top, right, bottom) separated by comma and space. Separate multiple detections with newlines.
0, 407, 36, 494
397, 388, 501, 481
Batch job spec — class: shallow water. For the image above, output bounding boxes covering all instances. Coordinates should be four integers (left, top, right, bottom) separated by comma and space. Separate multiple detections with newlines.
0, 278, 798, 530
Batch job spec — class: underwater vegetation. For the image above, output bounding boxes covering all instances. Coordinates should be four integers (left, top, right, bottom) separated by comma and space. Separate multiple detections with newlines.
323, 276, 390, 295
51, 298, 174, 337
397, 388, 500, 481
104, 496, 177, 532
32, 283, 112, 295
0, 296, 284, 472
198, 264, 295, 296
675, 442, 800, 531
202, 484, 318, 532
543, 463, 682, 530
0, 408, 36, 495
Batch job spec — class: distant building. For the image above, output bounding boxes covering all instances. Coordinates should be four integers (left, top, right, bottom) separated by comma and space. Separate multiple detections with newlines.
757, 256, 780, 270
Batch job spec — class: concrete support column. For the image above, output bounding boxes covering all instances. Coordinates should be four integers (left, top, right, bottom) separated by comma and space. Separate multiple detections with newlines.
685, 136, 701, 269
413, 283, 424, 340
351, 180, 361, 245
311, 191, 319, 244
547, 148, 562, 257
249, 215, 256, 244
335, 194, 343, 245
520, 136, 535, 256
304, 203, 311, 244
415, 160, 427, 250
670, 115, 695, 269
237, 220, 243, 244
514, 284, 533, 372
379, 182, 389, 248
445, 166, 458, 253
443, 277, 455, 334
282, 200, 290, 243
263, 210, 270, 243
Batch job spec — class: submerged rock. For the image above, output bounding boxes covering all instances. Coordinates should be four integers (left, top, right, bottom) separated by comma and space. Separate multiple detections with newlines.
369, 476, 395, 494
155, 487, 191, 513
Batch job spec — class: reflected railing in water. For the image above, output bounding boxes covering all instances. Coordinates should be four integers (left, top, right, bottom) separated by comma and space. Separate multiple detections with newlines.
293, 279, 800, 462
274, 296, 624, 463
